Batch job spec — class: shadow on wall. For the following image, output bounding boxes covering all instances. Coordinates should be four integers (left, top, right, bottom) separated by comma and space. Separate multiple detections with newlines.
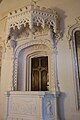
57, 92, 66, 120
52, 7, 67, 37
0, 0, 2, 3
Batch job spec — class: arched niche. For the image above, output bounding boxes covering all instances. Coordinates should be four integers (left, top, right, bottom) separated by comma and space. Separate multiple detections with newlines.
68, 19, 80, 109
6, 5, 61, 94
13, 39, 57, 92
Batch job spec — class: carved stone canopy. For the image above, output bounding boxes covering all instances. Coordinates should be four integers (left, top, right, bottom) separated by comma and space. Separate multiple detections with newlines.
5, 5, 61, 93
6, 5, 60, 41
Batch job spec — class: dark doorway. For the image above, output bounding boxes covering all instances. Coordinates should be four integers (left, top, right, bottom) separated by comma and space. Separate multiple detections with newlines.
31, 56, 49, 91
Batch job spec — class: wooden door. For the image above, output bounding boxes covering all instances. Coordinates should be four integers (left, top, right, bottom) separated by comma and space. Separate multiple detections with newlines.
31, 56, 49, 91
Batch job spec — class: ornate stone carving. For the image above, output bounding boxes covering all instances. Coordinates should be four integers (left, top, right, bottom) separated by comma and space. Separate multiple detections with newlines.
5, 91, 58, 120
6, 5, 61, 94
46, 100, 53, 115
13, 40, 51, 90
5, 5, 61, 120
6, 5, 61, 42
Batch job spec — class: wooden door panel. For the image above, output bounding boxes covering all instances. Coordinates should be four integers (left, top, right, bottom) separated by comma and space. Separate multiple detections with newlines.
31, 56, 48, 91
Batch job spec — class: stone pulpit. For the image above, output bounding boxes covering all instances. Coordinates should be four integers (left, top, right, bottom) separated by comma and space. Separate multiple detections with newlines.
5, 5, 61, 120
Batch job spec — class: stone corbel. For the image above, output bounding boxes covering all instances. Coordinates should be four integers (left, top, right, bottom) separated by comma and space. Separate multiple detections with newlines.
48, 27, 62, 48
8, 36, 16, 50
55, 31, 62, 43
6, 31, 17, 52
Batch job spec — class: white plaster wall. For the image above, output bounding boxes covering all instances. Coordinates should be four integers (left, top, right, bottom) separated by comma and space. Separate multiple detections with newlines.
0, 0, 80, 120
0, 49, 13, 120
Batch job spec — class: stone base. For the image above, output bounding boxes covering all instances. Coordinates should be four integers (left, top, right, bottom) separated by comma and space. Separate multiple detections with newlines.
5, 91, 59, 120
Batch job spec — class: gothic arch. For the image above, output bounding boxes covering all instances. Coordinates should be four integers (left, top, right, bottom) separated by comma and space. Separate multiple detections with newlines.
13, 39, 56, 91
68, 18, 80, 109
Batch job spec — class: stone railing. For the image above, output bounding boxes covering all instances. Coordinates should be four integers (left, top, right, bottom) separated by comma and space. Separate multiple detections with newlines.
5, 91, 59, 120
